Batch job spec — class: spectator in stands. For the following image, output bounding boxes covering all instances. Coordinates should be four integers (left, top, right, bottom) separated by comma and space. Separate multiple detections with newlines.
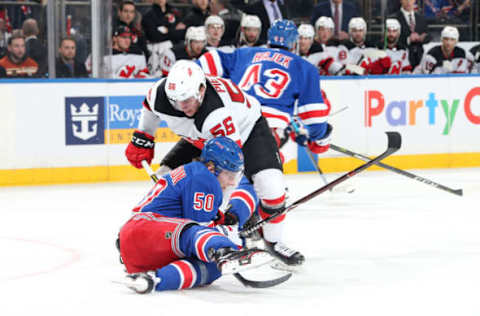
149, 25, 207, 77
424, 0, 453, 21
0, 33, 38, 77
209, 0, 242, 45
115, 1, 149, 58
56, 36, 88, 78
243, 0, 288, 44
391, 0, 431, 69
22, 18, 46, 75
450, 0, 471, 23
204, 15, 234, 52
142, 0, 184, 45
179, 0, 210, 29
0, 17, 11, 57
236, 14, 263, 48
414, 26, 469, 74
311, 0, 360, 41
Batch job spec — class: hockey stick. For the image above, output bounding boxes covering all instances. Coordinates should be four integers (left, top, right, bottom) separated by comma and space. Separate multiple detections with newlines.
240, 131, 402, 237
329, 144, 463, 197
140, 160, 291, 288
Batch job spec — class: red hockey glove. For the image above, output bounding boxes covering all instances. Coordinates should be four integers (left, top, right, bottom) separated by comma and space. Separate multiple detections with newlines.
307, 123, 333, 154
125, 130, 155, 169
214, 209, 239, 226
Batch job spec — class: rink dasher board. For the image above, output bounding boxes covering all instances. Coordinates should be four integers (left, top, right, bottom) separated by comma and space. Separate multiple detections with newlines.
0, 74, 479, 186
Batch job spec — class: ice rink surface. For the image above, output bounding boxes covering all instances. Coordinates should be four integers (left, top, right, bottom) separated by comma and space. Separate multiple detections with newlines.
1, 167, 479, 316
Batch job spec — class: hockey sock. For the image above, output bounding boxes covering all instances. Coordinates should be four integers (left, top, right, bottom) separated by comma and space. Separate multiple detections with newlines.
153, 258, 220, 291
180, 225, 239, 262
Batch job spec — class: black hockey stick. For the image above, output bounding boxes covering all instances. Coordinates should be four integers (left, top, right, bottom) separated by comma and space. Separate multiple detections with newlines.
140, 160, 291, 289
329, 144, 463, 197
240, 131, 402, 237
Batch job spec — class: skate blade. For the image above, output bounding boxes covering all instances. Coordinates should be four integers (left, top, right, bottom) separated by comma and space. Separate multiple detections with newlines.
270, 260, 302, 273
221, 250, 276, 275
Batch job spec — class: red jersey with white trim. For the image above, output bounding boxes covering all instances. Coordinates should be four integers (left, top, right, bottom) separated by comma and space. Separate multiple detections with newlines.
140, 75, 261, 146
197, 47, 330, 138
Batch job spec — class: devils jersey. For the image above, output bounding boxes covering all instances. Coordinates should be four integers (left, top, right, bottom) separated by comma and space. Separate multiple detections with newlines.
140, 75, 261, 146
197, 47, 329, 137
415, 45, 469, 74
304, 43, 345, 75
85, 49, 149, 79
469, 44, 480, 73
323, 39, 350, 65
384, 44, 412, 74
153, 43, 208, 77
133, 162, 223, 223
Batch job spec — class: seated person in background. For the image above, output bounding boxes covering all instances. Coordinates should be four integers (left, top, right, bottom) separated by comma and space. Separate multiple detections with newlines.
86, 25, 149, 78
379, 18, 412, 74
0, 33, 38, 77
469, 44, 480, 74
235, 14, 264, 48
204, 15, 235, 52
22, 18, 46, 75
209, 0, 242, 45
56, 36, 88, 78
424, 0, 453, 20
141, 0, 184, 45
150, 25, 207, 77
414, 26, 469, 74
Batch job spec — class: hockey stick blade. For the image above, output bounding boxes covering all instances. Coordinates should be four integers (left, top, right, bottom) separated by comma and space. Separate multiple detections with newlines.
240, 131, 402, 237
233, 271, 292, 288
329, 143, 463, 196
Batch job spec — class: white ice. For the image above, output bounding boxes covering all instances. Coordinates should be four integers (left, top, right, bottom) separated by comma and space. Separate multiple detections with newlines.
1, 168, 479, 316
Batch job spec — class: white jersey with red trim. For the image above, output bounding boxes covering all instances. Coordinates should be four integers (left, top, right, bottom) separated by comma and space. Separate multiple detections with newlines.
414, 45, 469, 74
197, 47, 330, 138
385, 46, 412, 74
305, 49, 345, 75
139, 75, 261, 147
86, 51, 150, 78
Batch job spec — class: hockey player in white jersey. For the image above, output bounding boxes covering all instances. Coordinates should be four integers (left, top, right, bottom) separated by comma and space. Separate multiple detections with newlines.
149, 26, 208, 77
204, 15, 235, 53
125, 59, 305, 266
414, 26, 469, 74
469, 44, 480, 74
381, 18, 412, 74
236, 14, 264, 48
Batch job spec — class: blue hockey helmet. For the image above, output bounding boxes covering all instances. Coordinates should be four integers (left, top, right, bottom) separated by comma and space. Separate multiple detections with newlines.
200, 137, 244, 176
267, 19, 299, 50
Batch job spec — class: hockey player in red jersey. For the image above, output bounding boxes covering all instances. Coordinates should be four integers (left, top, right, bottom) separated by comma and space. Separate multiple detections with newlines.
119, 137, 280, 293
125, 59, 305, 267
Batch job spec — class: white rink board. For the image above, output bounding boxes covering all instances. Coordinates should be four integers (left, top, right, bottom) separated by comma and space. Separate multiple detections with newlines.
0, 75, 479, 175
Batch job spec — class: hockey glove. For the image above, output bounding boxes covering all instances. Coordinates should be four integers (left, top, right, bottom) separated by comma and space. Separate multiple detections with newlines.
125, 130, 155, 169
214, 208, 239, 226
307, 123, 333, 154
287, 117, 309, 146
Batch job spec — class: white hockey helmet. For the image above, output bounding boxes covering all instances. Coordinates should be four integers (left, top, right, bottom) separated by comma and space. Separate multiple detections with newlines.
315, 16, 334, 31
348, 17, 367, 32
241, 14, 261, 29
205, 15, 224, 28
185, 26, 207, 44
165, 60, 206, 110
298, 24, 315, 39
386, 18, 401, 31
441, 26, 459, 41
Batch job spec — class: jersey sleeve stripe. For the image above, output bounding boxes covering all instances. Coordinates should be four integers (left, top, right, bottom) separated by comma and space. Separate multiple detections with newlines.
200, 51, 223, 77
194, 231, 225, 262
230, 189, 256, 216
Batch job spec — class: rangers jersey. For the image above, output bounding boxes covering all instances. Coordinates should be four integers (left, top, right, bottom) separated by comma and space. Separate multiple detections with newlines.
415, 45, 469, 74
140, 75, 261, 146
133, 162, 223, 223
197, 47, 329, 138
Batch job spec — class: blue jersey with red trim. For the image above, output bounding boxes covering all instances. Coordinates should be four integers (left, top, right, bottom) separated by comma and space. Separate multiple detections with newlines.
133, 162, 223, 223
198, 47, 330, 139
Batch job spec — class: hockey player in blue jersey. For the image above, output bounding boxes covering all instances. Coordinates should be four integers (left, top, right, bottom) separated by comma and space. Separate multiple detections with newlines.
118, 137, 273, 294
197, 19, 333, 258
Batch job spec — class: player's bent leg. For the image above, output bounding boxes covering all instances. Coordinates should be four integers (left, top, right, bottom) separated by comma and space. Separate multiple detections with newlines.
252, 168, 305, 266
